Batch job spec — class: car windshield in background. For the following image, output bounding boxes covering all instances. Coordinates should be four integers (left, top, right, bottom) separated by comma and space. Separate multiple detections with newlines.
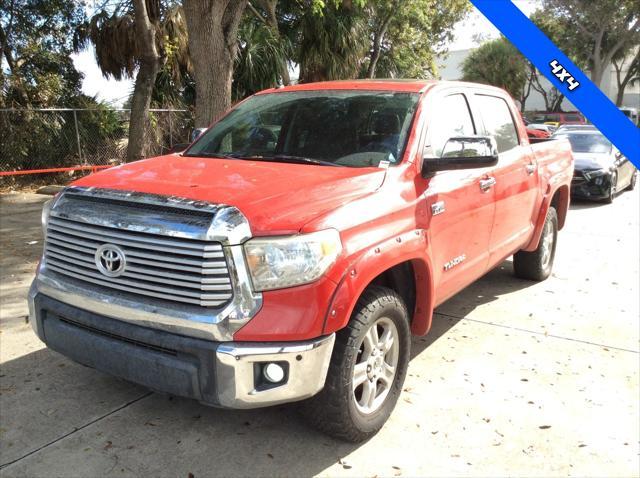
184, 90, 420, 167
557, 133, 612, 154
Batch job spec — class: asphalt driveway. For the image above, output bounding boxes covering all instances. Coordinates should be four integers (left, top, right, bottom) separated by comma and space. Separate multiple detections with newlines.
0, 188, 638, 477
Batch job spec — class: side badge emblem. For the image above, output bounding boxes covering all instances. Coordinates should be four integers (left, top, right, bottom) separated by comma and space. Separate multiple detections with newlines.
431, 201, 445, 216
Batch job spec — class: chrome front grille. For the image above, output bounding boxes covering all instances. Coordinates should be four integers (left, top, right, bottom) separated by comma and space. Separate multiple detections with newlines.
44, 216, 233, 307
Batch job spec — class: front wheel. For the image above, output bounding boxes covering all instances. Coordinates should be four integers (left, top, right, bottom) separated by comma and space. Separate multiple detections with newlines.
513, 207, 558, 281
301, 286, 410, 442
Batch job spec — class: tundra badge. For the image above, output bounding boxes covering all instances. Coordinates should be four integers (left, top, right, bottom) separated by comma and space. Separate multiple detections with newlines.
431, 201, 445, 216
444, 254, 466, 271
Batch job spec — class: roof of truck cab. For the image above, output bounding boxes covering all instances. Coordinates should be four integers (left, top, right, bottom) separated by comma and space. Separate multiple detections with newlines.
256, 79, 440, 94
255, 79, 511, 96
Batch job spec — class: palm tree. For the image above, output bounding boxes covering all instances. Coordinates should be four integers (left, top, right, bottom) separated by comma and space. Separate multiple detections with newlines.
233, 16, 292, 99
293, 2, 369, 83
76, 1, 189, 161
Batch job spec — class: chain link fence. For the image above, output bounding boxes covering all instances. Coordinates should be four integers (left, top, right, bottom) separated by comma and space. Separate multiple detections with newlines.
0, 108, 193, 176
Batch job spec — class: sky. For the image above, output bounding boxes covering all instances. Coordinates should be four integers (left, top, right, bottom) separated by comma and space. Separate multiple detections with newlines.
71, 1, 541, 107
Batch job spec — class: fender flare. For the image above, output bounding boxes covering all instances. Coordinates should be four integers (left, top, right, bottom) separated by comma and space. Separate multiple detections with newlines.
523, 183, 569, 252
322, 229, 436, 337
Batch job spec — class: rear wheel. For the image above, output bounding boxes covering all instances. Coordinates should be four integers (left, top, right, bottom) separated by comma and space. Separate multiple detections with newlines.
605, 171, 617, 204
628, 170, 637, 191
513, 207, 558, 281
301, 286, 410, 442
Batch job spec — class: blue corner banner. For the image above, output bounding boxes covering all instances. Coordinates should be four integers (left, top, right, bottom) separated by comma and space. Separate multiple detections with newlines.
470, 0, 640, 167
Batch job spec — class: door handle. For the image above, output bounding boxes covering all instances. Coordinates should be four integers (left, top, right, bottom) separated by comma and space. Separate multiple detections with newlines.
479, 177, 496, 192
526, 163, 536, 175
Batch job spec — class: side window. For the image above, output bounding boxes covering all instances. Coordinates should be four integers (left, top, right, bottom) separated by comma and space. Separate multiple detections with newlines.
427, 94, 475, 158
476, 95, 519, 153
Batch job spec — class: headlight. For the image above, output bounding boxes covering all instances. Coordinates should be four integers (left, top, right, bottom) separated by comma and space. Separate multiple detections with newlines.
41, 198, 54, 234
244, 229, 342, 291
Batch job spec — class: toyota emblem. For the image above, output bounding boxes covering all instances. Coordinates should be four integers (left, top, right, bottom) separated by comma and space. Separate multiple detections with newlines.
95, 244, 126, 277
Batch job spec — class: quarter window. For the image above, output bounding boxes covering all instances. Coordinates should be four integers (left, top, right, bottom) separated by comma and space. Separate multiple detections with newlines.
476, 95, 519, 153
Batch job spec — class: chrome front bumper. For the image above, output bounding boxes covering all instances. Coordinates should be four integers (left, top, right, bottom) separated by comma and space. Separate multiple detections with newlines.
216, 335, 335, 408
29, 287, 335, 409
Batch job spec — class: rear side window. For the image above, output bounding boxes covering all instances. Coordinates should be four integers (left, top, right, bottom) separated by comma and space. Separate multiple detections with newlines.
477, 95, 520, 153
427, 94, 476, 157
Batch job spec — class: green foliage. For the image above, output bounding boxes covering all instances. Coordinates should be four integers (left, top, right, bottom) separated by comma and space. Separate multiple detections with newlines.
233, 16, 292, 99
534, 0, 640, 84
364, 0, 471, 79
0, 0, 86, 106
461, 37, 528, 101
294, 2, 369, 82
528, 9, 586, 69
0, 96, 124, 172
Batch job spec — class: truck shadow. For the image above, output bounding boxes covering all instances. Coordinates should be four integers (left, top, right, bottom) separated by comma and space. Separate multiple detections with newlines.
410, 259, 536, 361
0, 259, 538, 476
0, 345, 364, 476
569, 198, 606, 210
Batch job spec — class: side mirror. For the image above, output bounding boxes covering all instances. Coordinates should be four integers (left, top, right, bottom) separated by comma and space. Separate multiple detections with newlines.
169, 143, 190, 154
422, 136, 499, 176
190, 127, 207, 143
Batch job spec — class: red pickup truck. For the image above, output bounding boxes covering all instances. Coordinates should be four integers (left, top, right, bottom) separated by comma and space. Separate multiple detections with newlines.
29, 80, 573, 442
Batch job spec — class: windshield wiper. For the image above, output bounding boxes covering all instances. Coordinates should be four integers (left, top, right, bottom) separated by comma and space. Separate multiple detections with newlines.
218, 152, 340, 167
185, 151, 340, 167
182, 151, 231, 158
257, 154, 340, 167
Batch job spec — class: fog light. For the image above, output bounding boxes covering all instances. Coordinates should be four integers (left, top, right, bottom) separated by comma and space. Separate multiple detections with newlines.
263, 363, 285, 383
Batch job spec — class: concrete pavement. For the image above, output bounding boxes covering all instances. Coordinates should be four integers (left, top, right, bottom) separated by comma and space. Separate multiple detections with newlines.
0, 188, 638, 477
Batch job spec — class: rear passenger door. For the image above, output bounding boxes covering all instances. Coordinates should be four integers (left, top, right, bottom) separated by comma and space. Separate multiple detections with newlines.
473, 94, 538, 266
422, 92, 496, 303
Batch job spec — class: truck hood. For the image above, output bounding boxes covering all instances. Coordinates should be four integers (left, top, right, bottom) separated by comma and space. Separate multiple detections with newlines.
573, 152, 613, 171
72, 154, 386, 235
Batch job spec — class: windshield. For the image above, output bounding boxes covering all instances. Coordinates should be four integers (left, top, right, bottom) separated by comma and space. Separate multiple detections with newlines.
557, 133, 612, 153
185, 90, 420, 167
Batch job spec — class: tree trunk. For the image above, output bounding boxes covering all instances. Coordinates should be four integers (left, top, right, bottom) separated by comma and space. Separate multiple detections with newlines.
127, 0, 161, 162
519, 64, 535, 112
366, 30, 383, 79
590, 61, 605, 87
128, 61, 159, 161
184, 0, 247, 127
257, 0, 290, 85
613, 52, 639, 106
551, 93, 565, 112
0, 22, 30, 105
366, 4, 396, 79
615, 85, 625, 106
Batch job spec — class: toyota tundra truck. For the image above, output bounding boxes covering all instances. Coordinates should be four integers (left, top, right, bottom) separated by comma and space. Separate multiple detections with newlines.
29, 80, 574, 442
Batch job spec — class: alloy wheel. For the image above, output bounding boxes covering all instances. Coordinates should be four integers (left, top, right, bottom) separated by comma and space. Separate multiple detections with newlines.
352, 317, 399, 414
540, 219, 554, 269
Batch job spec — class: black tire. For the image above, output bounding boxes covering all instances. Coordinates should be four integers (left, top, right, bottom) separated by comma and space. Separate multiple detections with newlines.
628, 170, 637, 191
605, 171, 617, 204
513, 207, 558, 281
300, 285, 410, 442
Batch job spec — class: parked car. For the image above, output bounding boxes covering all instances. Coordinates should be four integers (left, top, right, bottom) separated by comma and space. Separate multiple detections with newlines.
527, 127, 550, 139
530, 111, 586, 125
620, 106, 639, 126
553, 130, 638, 203
527, 123, 556, 135
29, 80, 574, 442
555, 124, 597, 134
